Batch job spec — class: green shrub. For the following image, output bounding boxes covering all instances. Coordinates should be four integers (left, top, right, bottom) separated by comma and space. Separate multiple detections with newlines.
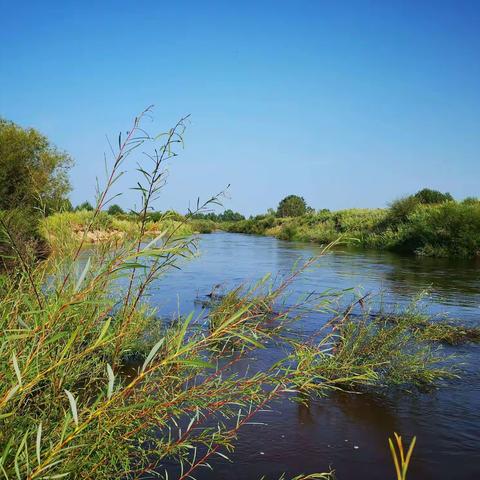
278, 223, 297, 241
387, 196, 421, 225
189, 218, 216, 233
401, 202, 480, 257
462, 196, 480, 205
76, 201, 94, 211
0, 208, 48, 268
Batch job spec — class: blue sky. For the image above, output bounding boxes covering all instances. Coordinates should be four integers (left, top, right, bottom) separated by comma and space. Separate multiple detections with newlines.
1, 1, 479, 215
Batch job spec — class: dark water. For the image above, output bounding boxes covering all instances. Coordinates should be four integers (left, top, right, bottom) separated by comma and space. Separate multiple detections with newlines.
148, 232, 480, 479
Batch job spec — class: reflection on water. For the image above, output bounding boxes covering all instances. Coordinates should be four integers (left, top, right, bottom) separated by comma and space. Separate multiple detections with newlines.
148, 232, 480, 479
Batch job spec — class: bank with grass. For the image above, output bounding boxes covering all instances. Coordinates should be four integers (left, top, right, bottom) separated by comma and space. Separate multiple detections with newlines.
224, 196, 480, 258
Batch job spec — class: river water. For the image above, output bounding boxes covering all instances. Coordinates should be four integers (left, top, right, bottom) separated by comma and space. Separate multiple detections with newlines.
147, 232, 480, 479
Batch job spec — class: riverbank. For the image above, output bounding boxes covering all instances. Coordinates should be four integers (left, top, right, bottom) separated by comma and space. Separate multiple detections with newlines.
39, 210, 216, 250
223, 201, 480, 258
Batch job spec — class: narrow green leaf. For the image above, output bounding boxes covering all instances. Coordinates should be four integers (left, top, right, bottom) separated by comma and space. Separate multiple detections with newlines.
74, 257, 91, 293
143, 231, 166, 251
64, 390, 78, 427
175, 312, 194, 352
36, 423, 42, 466
176, 358, 215, 369
106, 364, 115, 400
141, 338, 165, 373
234, 332, 264, 349
5, 384, 20, 403
94, 318, 111, 348
11, 353, 22, 387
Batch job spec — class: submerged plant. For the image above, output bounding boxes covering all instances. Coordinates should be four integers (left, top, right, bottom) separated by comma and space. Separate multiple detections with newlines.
278, 301, 457, 399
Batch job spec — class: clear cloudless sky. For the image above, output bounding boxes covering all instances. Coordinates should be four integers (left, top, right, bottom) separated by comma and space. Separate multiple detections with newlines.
1, 0, 479, 215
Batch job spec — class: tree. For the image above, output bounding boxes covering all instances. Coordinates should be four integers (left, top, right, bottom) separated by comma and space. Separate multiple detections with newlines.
76, 201, 94, 211
0, 118, 73, 213
107, 204, 124, 215
462, 197, 480, 205
218, 209, 245, 222
414, 188, 453, 205
276, 195, 308, 217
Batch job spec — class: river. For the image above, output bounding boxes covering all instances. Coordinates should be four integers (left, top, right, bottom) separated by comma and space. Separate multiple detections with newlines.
146, 232, 480, 479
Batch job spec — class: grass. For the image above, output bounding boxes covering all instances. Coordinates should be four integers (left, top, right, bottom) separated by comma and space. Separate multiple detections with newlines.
389, 433, 416, 480
0, 110, 337, 479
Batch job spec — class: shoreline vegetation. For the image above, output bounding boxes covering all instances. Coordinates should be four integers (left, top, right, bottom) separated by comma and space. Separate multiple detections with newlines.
18, 187, 478, 261
222, 192, 480, 259
39, 210, 216, 251
0, 111, 478, 479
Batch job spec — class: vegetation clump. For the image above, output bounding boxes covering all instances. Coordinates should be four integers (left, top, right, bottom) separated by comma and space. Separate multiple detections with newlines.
0, 118, 73, 213
283, 310, 456, 398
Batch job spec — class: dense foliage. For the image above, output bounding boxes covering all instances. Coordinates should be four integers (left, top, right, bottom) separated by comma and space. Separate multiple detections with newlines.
413, 188, 453, 205
107, 203, 124, 215
76, 201, 94, 211
0, 119, 74, 265
0, 119, 72, 213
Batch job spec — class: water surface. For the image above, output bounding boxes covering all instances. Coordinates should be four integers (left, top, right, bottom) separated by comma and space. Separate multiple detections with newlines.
149, 232, 480, 479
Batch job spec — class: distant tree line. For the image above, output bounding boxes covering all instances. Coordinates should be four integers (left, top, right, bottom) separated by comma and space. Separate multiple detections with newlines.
190, 209, 245, 222
68, 203, 246, 224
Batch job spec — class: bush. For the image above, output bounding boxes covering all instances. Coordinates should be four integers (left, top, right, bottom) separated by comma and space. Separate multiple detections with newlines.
278, 223, 297, 241
462, 196, 480, 205
189, 218, 216, 233
76, 201, 94, 211
400, 202, 480, 257
218, 209, 245, 222
387, 196, 421, 225
0, 208, 48, 268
